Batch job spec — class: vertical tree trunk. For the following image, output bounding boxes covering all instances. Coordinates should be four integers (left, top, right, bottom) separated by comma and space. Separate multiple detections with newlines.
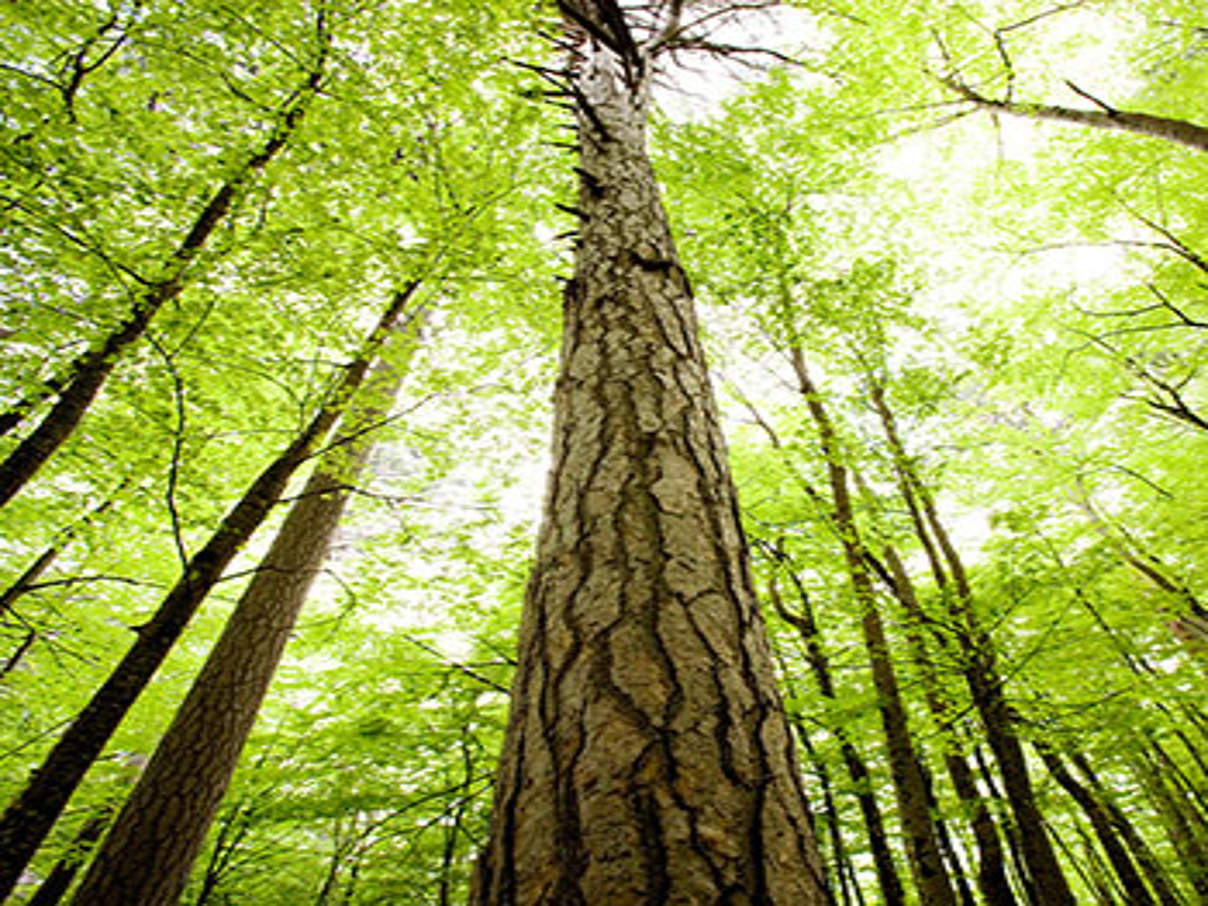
0, 37, 328, 509
867, 378, 1077, 906
66, 291, 423, 906
876, 543, 1017, 906
0, 288, 410, 902
791, 351, 957, 906
1035, 742, 1154, 905
766, 559, 905, 906
469, 8, 826, 902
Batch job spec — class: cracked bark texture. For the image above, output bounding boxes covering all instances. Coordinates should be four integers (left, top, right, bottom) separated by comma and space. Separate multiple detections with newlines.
66, 305, 421, 906
470, 31, 826, 906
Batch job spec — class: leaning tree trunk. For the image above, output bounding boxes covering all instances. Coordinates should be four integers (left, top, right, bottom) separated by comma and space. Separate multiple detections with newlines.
66, 292, 423, 906
1034, 741, 1155, 906
469, 10, 826, 904
0, 38, 328, 508
0, 288, 411, 902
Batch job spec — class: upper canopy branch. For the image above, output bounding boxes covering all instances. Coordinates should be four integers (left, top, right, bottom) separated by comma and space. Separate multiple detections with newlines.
555, 0, 795, 87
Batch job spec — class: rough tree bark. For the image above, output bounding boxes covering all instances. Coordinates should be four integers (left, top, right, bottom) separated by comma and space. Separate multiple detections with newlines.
0, 287, 412, 902
469, 4, 827, 903
0, 21, 330, 508
66, 289, 423, 906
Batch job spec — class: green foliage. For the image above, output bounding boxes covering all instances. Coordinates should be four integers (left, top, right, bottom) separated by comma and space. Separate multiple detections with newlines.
3, 0, 1208, 902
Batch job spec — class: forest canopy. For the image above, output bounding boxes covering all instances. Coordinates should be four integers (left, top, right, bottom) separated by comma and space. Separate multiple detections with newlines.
0, 0, 1205, 903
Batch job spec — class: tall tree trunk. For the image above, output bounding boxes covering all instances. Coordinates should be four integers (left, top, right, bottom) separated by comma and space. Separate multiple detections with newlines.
1035, 742, 1155, 906
875, 542, 1018, 906
791, 350, 957, 906
67, 291, 423, 906
1071, 753, 1186, 906
766, 558, 905, 906
0, 287, 410, 902
867, 377, 1077, 906
469, 7, 826, 903
1138, 749, 1208, 904
0, 34, 329, 508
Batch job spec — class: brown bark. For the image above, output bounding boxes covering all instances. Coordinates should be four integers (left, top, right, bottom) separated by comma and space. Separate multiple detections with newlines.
875, 543, 1017, 906
791, 351, 957, 906
0, 38, 328, 508
766, 561, 905, 906
0, 287, 410, 902
67, 292, 422, 906
1035, 742, 1155, 906
867, 377, 1077, 906
469, 8, 826, 903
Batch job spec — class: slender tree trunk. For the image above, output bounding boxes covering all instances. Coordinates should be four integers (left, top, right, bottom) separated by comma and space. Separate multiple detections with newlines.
23, 809, 113, 906
67, 290, 422, 906
766, 561, 905, 906
1071, 753, 1187, 906
791, 350, 957, 906
469, 8, 827, 902
0, 287, 409, 902
876, 543, 1018, 906
867, 378, 1077, 906
0, 484, 124, 620
1, 488, 126, 680
0, 40, 328, 508
1035, 742, 1155, 905
789, 714, 858, 906
1138, 751, 1208, 903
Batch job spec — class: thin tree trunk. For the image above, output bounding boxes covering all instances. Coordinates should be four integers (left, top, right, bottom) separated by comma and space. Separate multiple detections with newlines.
0, 287, 410, 901
0, 484, 124, 619
469, 7, 827, 902
766, 560, 906, 906
1071, 753, 1187, 906
1137, 743, 1208, 903
791, 350, 957, 906
867, 377, 1077, 906
1035, 741, 1155, 906
0, 35, 329, 508
69, 290, 423, 906
790, 713, 858, 906
876, 542, 1018, 906
23, 809, 113, 906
